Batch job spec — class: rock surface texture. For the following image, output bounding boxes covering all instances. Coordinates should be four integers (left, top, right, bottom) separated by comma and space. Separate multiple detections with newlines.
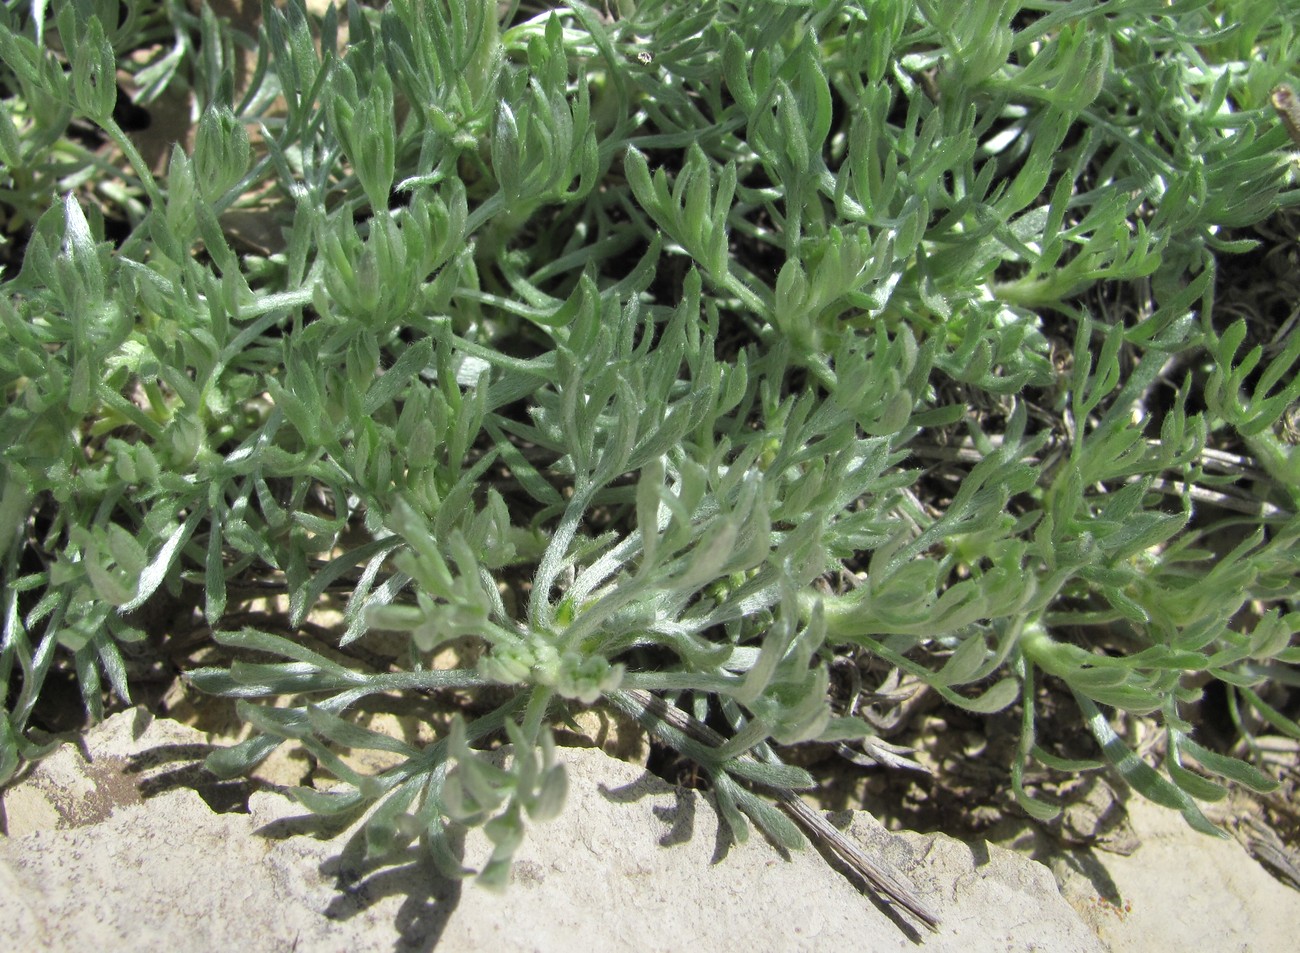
1045, 797, 1300, 953
0, 710, 1291, 952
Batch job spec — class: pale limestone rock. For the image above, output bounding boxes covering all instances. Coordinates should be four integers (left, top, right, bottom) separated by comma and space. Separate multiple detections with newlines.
1047, 797, 1300, 953
0, 710, 1105, 952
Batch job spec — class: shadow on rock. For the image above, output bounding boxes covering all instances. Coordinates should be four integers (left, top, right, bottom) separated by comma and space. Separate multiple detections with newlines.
318, 821, 467, 953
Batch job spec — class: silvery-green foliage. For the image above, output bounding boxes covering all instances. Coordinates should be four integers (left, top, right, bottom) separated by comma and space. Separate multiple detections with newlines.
2, 0, 1299, 884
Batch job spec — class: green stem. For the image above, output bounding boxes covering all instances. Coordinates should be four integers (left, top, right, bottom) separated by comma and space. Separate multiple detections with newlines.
1017, 620, 1064, 675
370, 669, 495, 692
620, 671, 743, 694
709, 715, 773, 762
520, 685, 555, 747
1244, 431, 1300, 501
100, 116, 166, 212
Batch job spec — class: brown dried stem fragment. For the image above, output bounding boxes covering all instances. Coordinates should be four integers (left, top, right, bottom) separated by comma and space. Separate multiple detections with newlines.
1272, 85, 1300, 147
615, 688, 942, 933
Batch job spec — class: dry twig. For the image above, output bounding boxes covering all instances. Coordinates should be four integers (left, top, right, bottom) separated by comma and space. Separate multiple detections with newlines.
617, 689, 942, 933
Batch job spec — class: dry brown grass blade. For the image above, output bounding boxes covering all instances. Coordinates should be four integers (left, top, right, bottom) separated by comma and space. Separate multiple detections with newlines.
620, 689, 942, 932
